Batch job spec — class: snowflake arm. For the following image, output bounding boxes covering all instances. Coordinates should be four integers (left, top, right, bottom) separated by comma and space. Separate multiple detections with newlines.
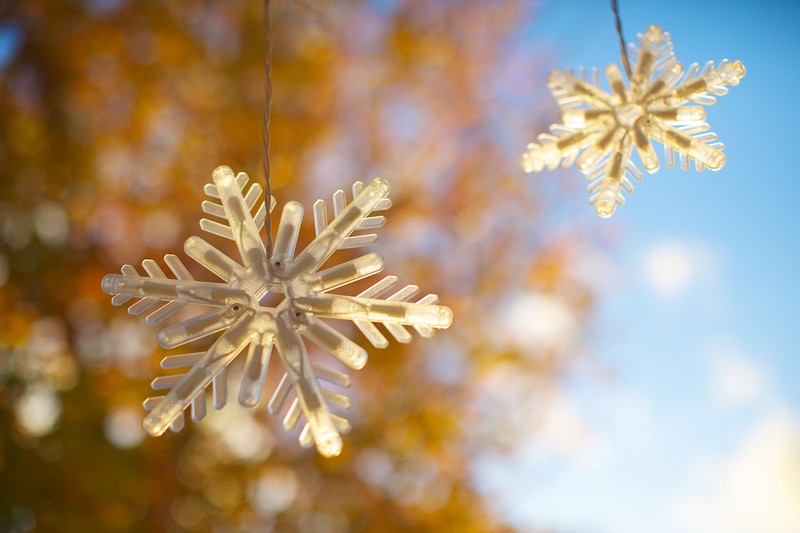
101, 274, 248, 309
293, 294, 452, 327
144, 310, 256, 436
101, 166, 452, 457
272, 312, 348, 456
202, 166, 271, 288
286, 178, 390, 277
521, 25, 745, 217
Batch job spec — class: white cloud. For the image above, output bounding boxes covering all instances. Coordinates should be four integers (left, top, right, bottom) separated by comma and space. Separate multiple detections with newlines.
470, 359, 599, 465
537, 392, 597, 461
492, 291, 578, 354
669, 409, 800, 533
643, 241, 714, 298
548, 387, 656, 470
566, 243, 620, 294
709, 347, 768, 408
699, 337, 771, 409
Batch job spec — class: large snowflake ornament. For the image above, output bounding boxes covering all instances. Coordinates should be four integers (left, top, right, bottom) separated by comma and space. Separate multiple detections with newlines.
521, 25, 745, 218
101, 166, 453, 457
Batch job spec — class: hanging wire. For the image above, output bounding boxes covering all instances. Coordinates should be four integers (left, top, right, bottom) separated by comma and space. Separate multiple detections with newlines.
262, 0, 274, 257
611, 0, 633, 80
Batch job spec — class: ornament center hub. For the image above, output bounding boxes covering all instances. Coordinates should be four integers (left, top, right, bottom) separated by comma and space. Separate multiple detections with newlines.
614, 103, 644, 128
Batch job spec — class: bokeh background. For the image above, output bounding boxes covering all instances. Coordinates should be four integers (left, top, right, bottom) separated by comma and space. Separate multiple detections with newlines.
1, 0, 798, 532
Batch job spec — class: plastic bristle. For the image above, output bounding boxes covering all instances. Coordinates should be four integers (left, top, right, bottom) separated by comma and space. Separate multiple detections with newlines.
170, 414, 185, 433
333, 190, 346, 217
142, 397, 162, 411
268, 373, 291, 416
160, 352, 204, 369
199, 219, 234, 240
299, 424, 313, 447
201, 200, 226, 219
331, 414, 351, 434
142, 259, 166, 278
385, 322, 412, 343
235, 172, 248, 190
128, 296, 159, 316
356, 216, 386, 231
355, 319, 389, 348
203, 183, 220, 198
339, 234, 378, 250
111, 293, 133, 306
165, 254, 193, 280
146, 300, 183, 324
213, 370, 227, 409
375, 198, 392, 211
358, 276, 399, 298
312, 364, 351, 388
388, 285, 420, 302
191, 393, 206, 421
321, 389, 349, 410
283, 398, 302, 430
412, 294, 439, 337
244, 183, 263, 210
151, 375, 182, 390
313, 199, 328, 237
254, 202, 266, 230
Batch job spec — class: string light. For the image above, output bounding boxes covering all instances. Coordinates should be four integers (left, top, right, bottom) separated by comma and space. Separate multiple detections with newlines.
102, 167, 452, 457
522, 25, 745, 218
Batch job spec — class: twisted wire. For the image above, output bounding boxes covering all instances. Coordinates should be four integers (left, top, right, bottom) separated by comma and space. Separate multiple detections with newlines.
262, 0, 274, 256
611, 0, 633, 79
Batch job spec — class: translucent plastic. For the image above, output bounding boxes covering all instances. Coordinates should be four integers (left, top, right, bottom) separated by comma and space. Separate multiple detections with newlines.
143, 314, 255, 437
238, 335, 273, 408
293, 295, 453, 327
521, 24, 745, 217
101, 167, 452, 457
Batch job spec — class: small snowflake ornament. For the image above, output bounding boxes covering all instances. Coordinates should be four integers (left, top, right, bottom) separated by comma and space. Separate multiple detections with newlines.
521, 25, 745, 217
101, 166, 453, 457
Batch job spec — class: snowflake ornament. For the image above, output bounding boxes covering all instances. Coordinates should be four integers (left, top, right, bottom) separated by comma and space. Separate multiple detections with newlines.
101, 166, 453, 457
521, 25, 745, 218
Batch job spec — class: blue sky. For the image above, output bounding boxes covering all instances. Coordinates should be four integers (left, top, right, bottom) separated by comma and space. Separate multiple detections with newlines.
475, 1, 800, 532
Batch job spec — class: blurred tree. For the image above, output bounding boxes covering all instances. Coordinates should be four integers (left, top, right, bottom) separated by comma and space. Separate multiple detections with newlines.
0, 0, 598, 531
